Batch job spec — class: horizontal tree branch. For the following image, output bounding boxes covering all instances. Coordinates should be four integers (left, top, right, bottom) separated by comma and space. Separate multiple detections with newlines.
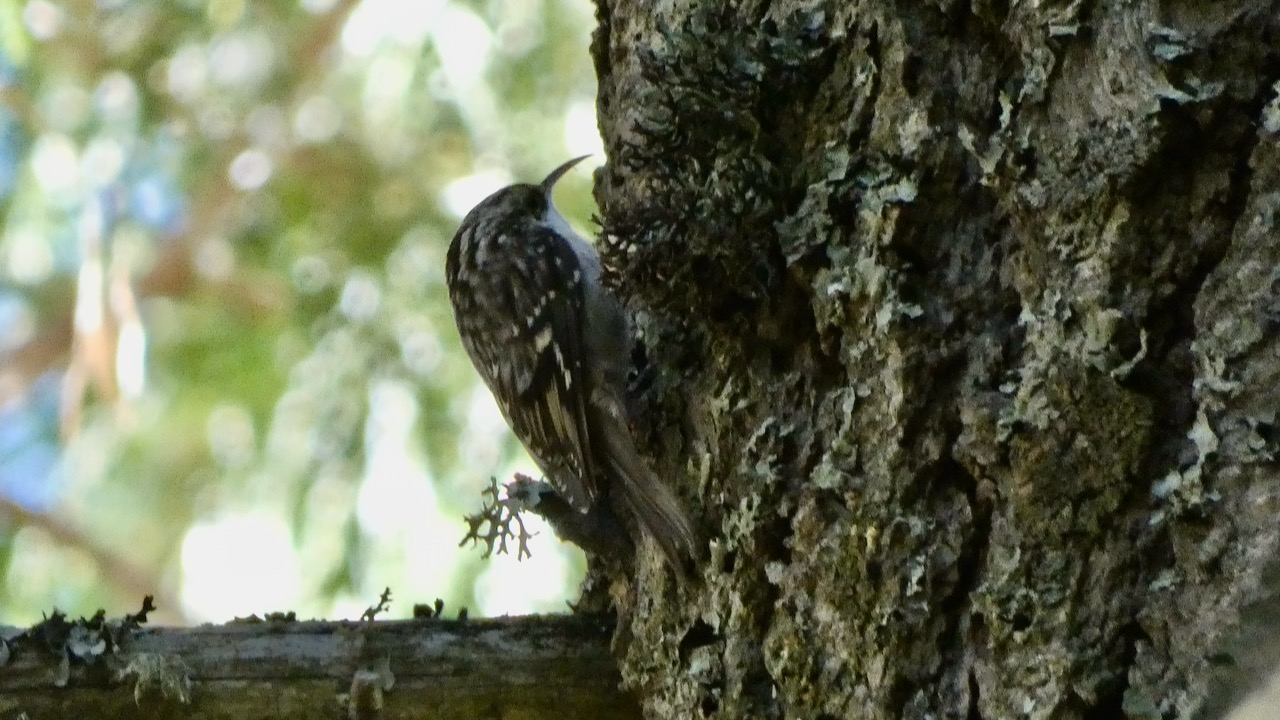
0, 614, 638, 720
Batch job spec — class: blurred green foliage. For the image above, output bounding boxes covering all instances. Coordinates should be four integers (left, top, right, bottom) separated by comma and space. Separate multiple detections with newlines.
0, 0, 600, 625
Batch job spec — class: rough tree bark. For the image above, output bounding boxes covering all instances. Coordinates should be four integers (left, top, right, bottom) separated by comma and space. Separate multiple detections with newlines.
0, 615, 638, 719
589, 0, 1280, 718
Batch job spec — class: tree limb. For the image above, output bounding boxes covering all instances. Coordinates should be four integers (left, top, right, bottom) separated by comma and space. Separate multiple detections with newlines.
0, 614, 638, 720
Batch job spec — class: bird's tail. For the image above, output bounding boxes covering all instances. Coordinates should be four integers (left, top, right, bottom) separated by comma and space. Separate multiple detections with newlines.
600, 416, 703, 579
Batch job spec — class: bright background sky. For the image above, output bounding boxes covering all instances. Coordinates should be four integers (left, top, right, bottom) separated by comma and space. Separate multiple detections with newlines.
0, 0, 603, 625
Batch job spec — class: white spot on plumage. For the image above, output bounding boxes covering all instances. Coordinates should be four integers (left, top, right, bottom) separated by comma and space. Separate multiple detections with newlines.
554, 345, 571, 389
534, 326, 553, 351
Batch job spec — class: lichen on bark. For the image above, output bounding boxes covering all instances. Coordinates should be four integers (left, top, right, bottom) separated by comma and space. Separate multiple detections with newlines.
589, 0, 1280, 718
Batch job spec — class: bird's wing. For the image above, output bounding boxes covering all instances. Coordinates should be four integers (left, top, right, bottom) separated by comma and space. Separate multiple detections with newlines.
461, 226, 599, 512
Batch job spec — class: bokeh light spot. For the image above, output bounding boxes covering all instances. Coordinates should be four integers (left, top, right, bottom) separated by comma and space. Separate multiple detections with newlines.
181, 513, 301, 621
228, 148, 273, 190
339, 272, 382, 322
23, 0, 63, 41
294, 94, 343, 143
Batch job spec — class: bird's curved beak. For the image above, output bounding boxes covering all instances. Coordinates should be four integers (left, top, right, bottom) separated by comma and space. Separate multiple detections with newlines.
540, 155, 592, 195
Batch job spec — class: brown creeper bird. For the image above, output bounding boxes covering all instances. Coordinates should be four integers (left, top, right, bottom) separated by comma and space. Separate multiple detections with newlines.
445, 156, 701, 576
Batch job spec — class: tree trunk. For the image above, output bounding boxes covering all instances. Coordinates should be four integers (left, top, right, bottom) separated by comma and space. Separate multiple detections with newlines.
590, 1, 1280, 718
